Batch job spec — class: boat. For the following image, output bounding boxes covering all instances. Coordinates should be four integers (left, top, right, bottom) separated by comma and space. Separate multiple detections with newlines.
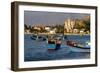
67, 41, 90, 52
31, 35, 47, 41
47, 44, 56, 51
47, 36, 55, 51
31, 35, 37, 40
47, 36, 62, 51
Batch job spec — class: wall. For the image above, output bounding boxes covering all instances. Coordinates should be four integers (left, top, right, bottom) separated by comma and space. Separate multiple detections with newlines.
0, 0, 99, 73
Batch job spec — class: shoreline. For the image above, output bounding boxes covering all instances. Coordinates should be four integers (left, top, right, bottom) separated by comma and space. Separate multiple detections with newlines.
24, 33, 90, 35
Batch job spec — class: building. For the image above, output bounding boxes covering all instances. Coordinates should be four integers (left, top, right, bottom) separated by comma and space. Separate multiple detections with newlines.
44, 26, 51, 31
49, 30, 56, 34
73, 29, 79, 34
64, 19, 75, 33
25, 29, 30, 34
34, 26, 41, 30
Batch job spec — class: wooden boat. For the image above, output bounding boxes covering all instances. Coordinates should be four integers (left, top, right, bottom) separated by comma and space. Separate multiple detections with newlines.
67, 41, 90, 49
31, 35, 47, 41
47, 37, 61, 51
47, 38, 55, 51
67, 41, 90, 52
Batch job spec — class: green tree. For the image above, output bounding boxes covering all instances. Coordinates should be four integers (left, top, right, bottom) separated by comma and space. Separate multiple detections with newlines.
55, 24, 64, 33
24, 24, 28, 30
83, 18, 90, 31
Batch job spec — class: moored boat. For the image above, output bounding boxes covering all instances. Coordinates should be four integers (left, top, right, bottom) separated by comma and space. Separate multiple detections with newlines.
67, 41, 90, 52
31, 35, 47, 41
47, 36, 62, 51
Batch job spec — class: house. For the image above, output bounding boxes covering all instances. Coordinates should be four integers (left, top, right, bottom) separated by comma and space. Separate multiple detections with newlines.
34, 26, 41, 30
49, 30, 56, 34
73, 29, 79, 34
45, 26, 51, 31
25, 29, 30, 34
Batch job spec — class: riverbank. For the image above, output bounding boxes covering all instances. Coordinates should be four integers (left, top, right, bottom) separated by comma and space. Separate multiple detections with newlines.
24, 32, 90, 35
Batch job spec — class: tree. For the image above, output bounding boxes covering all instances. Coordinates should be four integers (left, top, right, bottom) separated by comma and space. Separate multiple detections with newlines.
74, 19, 84, 30
24, 24, 28, 30
54, 24, 64, 33
83, 17, 90, 31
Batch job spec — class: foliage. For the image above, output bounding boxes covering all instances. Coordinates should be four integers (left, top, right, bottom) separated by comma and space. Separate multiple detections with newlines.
54, 24, 64, 33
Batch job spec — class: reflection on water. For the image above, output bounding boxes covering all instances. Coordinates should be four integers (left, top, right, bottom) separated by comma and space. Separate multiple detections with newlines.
24, 34, 90, 61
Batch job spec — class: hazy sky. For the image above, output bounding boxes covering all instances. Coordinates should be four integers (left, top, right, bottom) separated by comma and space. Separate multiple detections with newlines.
24, 11, 90, 26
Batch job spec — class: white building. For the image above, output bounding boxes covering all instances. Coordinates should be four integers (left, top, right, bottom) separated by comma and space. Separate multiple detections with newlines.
49, 30, 55, 34
45, 26, 51, 31
73, 29, 79, 33
34, 26, 41, 30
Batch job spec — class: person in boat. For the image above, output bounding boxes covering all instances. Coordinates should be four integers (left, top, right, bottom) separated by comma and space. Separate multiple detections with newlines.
47, 37, 55, 51
55, 39, 62, 50
48, 37, 55, 44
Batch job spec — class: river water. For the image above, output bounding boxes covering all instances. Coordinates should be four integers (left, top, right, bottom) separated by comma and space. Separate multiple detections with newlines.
24, 34, 90, 61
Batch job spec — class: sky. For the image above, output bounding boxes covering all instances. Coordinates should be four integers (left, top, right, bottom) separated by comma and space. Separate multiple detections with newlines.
24, 11, 90, 26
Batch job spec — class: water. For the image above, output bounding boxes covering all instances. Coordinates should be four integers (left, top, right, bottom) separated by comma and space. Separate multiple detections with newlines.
24, 34, 90, 61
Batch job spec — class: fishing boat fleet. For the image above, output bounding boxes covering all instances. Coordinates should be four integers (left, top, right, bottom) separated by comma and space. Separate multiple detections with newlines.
30, 34, 90, 52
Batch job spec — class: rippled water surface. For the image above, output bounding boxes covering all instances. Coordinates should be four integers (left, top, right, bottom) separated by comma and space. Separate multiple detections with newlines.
24, 34, 90, 61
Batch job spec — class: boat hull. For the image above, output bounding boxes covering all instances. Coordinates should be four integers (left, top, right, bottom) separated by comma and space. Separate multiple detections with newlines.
67, 41, 90, 52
